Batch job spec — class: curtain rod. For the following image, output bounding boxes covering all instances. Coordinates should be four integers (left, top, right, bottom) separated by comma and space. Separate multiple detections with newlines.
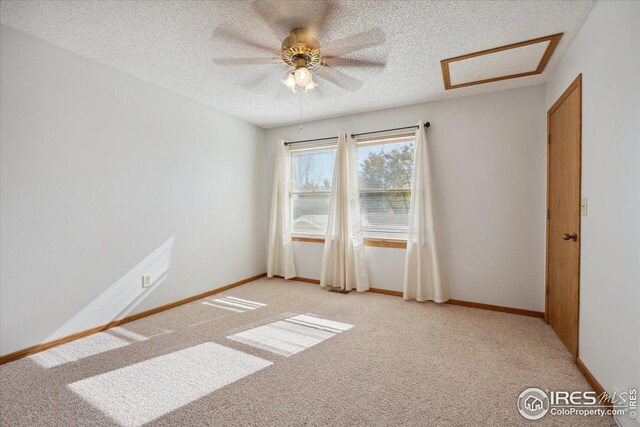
283, 121, 430, 146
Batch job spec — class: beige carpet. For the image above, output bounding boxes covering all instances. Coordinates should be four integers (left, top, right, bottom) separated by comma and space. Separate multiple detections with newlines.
0, 278, 614, 426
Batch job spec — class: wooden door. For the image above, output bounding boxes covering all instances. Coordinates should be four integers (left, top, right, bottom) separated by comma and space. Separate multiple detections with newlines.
546, 75, 582, 358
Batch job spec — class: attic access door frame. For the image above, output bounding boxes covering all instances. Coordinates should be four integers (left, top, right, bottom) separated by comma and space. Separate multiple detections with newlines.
545, 74, 582, 359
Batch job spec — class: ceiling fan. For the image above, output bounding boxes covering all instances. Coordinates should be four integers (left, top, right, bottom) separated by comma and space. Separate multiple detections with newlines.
211, 0, 387, 93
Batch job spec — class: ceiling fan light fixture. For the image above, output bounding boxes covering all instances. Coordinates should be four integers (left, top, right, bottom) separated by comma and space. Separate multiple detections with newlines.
212, 22, 386, 95
293, 66, 312, 86
282, 72, 297, 92
304, 80, 318, 93
282, 66, 318, 93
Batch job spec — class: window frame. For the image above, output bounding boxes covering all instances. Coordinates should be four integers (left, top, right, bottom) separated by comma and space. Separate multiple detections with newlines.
356, 133, 416, 240
287, 132, 415, 244
289, 143, 336, 238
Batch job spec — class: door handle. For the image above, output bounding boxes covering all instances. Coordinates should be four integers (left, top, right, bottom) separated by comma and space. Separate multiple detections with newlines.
562, 233, 578, 241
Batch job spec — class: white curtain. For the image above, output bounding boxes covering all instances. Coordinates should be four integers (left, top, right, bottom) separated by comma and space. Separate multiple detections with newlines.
403, 121, 449, 302
267, 140, 296, 279
320, 132, 369, 292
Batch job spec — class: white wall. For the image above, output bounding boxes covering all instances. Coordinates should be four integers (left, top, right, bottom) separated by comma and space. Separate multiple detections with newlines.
0, 26, 266, 356
265, 85, 547, 311
545, 2, 640, 425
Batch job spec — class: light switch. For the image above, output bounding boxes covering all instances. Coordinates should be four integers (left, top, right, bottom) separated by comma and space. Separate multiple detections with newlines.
581, 197, 588, 216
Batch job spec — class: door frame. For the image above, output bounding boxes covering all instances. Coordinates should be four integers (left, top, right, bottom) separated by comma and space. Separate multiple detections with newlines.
544, 74, 582, 358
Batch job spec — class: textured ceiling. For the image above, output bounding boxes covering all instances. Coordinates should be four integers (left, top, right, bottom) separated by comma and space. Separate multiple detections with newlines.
0, 0, 595, 128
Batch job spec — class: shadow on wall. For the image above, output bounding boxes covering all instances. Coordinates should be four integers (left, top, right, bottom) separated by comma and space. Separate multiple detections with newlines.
44, 237, 175, 343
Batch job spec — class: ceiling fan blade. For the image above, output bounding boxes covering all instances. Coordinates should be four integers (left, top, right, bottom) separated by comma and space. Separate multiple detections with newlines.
311, 83, 325, 98
240, 76, 270, 91
323, 57, 387, 69
251, 0, 296, 39
311, 1, 338, 38
235, 63, 290, 94
251, 0, 339, 39
316, 67, 363, 92
240, 71, 278, 91
212, 57, 281, 65
322, 28, 386, 57
212, 26, 279, 54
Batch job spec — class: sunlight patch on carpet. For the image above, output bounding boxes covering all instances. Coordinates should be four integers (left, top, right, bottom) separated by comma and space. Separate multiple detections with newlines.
29, 325, 161, 368
202, 295, 266, 313
226, 314, 353, 357
30, 332, 130, 368
68, 342, 272, 426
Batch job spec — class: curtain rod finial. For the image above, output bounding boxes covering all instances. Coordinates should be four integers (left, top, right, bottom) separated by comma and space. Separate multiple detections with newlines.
425, 122, 430, 128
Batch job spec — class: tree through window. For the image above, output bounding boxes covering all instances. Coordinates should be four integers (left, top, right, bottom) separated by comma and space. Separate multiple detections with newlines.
289, 135, 415, 239
358, 137, 415, 239
290, 148, 336, 235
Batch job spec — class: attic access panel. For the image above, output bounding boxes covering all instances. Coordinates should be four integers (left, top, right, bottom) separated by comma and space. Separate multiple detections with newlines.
441, 33, 562, 90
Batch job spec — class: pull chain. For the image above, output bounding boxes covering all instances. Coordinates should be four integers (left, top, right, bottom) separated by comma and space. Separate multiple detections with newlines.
299, 92, 303, 122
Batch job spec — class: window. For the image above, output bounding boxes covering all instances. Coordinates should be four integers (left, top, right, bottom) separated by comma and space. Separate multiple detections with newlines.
289, 134, 415, 240
290, 146, 336, 235
357, 135, 415, 239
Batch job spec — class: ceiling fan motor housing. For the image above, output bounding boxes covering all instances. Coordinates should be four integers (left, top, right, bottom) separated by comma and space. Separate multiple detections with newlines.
281, 28, 323, 69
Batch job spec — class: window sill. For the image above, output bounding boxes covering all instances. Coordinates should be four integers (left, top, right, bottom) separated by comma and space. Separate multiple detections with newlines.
291, 235, 407, 249
363, 237, 408, 249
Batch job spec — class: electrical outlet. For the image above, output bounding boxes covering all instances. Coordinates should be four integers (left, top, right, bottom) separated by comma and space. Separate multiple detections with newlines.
142, 275, 152, 288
